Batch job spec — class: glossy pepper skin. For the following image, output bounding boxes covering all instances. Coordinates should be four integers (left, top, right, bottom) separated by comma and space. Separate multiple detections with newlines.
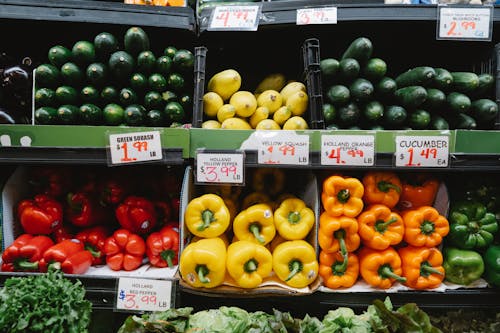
443, 247, 484, 285
358, 246, 406, 289
272, 240, 319, 288
449, 201, 498, 249
362, 171, 402, 209
1, 234, 54, 272
66, 192, 111, 228
103, 229, 146, 271
116, 196, 158, 235
185, 194, 230, 238
252, 168, 285, 197
402, 206, 449, 247
226, 240, 273, 288
274, 198, 315, 240
233, 203, 276, 245
180, 237, 227, 288
52, 224, 74, 243
18, 194, 63, 235
398, 174, 440, 210
146, 225, 179, 268
27, 166, 72, 198
399, 246, 444, 290
322, 175, 364, 217
357, 204, 404, 250
318, 212, 360, 253
40, 239, 93, 275
99, 178, 130, 206
484, 245, 500, 288
319, 250, 359, 289
75, 226, 110, 265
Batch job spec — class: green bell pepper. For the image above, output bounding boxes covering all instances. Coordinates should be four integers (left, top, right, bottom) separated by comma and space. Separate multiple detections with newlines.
443, 247, 484, 285
449, 201, 498, 249
484, 245, 500, 288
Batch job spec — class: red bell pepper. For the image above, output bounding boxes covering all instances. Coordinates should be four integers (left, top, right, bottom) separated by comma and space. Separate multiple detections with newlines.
146, 225, 179, 268
66, 192, 111, 228
75, 226, 110, 265
1, 234, 54, 272
27, 166, 72, 198
18, 194, 63, 235
52, 224, 74, 243
154, 200, 172, 227
103, 229, 146, 271
115, 196, 157, 235
39, 239, 93, 275
99, 178, 130, 206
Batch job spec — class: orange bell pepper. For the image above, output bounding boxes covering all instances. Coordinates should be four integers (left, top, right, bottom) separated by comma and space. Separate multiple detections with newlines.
321, 175, 364, 217
402, 206, 449, 247
398, 174, 440, 210
319, 250, 359, 289
357, 204, 404, 250
358, 246, 406, 289
318, 212, 360, 253
362, 171, 402, 209
398, 246, 444, 290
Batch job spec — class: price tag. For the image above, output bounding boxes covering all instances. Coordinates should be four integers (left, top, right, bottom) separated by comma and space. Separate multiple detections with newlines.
196, 152, 244, 184
321, 135, 375, 166
296, 7, 337, 25
108, 131, 162, 165
257, 131, 309, 165
395, 136, 449, 167
116, 278, 172, 312
437, 5, 492, 41
209, 5, 261, 31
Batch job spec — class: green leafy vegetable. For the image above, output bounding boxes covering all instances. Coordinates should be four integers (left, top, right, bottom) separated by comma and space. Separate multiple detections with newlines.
117, 307, 193, 333
186, 306, 250, 333
320, 307, 371, 333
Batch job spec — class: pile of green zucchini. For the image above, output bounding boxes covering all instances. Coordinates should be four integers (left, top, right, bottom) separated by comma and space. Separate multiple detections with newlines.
320, 37, 498, 130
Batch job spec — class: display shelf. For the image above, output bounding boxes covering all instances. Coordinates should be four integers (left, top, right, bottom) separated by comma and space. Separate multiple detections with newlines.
0, 0, 195, 30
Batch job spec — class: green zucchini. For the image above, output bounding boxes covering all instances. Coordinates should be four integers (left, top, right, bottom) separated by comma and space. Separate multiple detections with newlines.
451, 72, 480, 94
447, 92, 471, 113
395, 66, 436, 88
394, 85, 427, 108
341, 37, 373, 64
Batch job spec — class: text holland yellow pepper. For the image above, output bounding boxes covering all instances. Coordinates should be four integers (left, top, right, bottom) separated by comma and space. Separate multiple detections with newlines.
185, 194, 230, 238
233, 203, 276, 245
274, 198, 315, 240
322, 175, 364, 217
272, 240, 318, 288
226, 240, 273, 288
179, 237, 226, 288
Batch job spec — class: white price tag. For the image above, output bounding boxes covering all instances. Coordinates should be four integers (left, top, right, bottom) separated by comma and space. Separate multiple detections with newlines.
209, 5, 261, 31
196, 152, 244, 184
395, 136, 449, 167
321, 135, 375, 166
116, 278, 172, 312
438, 6, 492, 41
257, 131, 309, 165
108, 131, 162, 165
296, 7, 337, 25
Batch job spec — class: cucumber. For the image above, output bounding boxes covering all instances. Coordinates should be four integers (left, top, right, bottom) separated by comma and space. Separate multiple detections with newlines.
337, 102, 360, 126
422, 88, 446, 111
326, 85, 350, 106
320, 58, 340, 78
362, 58, 387, 82
447, 92, 471, 113
124, 26, 150, 57
432, 68, 453, 91
350, 78, 374, 103
475, 73, 494, 97
408, 109, 431, 129
384, 105, 407, 127
341, 37, 373, 64
394, 85, 427, 109
471, 98, 498, 123
451, 72, 480, 94
455, 113, 477, 129
363, 100, 384, 123
375, 77, 397, 101
338, 58, 360, 82
109, 51, 135, 80
430, 115, 449, 130
395, 66, 436, 88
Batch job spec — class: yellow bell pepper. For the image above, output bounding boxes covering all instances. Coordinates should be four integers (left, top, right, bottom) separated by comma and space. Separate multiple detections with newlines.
272, 240, 319, 288
179, 237, 226, 288
274, 198, 315, 240
191, 232, 230, 248
242, 192, 272, 210
233, 203, 276, 245
226, 240, 273, 288
185, 194, 230, 238
252, 168, 285, 197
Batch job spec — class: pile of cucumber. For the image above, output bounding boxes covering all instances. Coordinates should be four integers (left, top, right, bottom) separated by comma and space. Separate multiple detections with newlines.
34, 26, 194, 127
321, 37, 498, 130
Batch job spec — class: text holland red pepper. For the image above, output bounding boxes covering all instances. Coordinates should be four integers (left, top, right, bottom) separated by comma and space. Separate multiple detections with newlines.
75, 226, 110, 265
1, 234, 54, 272
66, 192, 111, 228
103, 229, 146, 271
18, 194, 63, 235
39, 239, 93, 275
115, 196, 157, 234
146, 225, 179, 268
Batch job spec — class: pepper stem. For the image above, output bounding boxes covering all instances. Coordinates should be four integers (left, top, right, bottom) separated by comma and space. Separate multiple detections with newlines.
285, 260, 303, 281
249, 223, 265, 244
375, 217, 398, 234
332, 229, 348, 275
84, 244, 101, 259
420, 261, 443, 277
14, 260, 39, 271
378, 264, 406, 283
198, 210, 215, 231
288, 211, 301, 225
377, 181, 401, 194
337, 189, 350, 204
244, 259, 258, 273
66, 193, 83, 213
160, 249, 175, 268
420, 220, 435, 235
196, 265, 210, 284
